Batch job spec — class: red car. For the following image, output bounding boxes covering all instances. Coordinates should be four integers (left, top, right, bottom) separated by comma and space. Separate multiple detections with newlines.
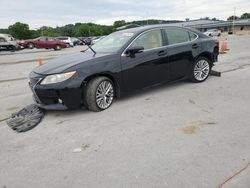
18, 37, 67, 50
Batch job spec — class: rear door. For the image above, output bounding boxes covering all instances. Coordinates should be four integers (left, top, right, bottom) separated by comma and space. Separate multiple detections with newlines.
121, 29, 170, 91
163, 28, 200, 81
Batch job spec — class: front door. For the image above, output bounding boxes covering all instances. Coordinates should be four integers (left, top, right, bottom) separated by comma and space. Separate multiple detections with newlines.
121, 29, 170, 92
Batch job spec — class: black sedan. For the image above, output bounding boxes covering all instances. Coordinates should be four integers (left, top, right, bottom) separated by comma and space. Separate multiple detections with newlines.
29, 25, 219, 111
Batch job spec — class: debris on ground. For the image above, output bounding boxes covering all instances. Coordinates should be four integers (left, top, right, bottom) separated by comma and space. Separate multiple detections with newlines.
210, 70, 221, 77
6, 104, 45, 133
73, 148, 82, 153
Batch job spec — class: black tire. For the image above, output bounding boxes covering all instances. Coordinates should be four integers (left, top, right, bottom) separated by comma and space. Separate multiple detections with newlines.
28, 43, 34, 49
218, 33, 221, 37
84, 76, 114, 112
54, 45, 62, 50
9, 45, 16, 52
189, 57, 211, 83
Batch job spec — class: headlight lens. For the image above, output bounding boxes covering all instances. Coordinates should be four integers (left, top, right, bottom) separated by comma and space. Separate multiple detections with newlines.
41, 71, 76, 85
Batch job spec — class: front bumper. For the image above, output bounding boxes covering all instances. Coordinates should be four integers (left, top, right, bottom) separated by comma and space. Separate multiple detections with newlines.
29, 72, 83, 110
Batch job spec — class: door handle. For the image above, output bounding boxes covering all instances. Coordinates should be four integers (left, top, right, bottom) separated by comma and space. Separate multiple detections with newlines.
158, 50, 167, 56
192, 44, 200, 49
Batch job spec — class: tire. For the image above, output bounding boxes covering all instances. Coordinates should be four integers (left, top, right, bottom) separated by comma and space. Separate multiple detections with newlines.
189, 57, 211, 83
9, 45, 16, 52
54, 45, 62, 50
218, 33, 221, 37
28, 43, 34, 49
84, 76, 115, 112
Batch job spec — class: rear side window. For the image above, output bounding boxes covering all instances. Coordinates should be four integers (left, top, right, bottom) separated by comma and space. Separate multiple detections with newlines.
165, 28, 191, 45
131, 30, 163, 50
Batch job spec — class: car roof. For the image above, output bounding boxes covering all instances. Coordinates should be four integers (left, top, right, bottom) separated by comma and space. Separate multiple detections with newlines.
116, 25, 200, 34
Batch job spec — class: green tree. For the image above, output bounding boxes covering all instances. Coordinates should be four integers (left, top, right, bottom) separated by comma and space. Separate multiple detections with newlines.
0, 28, 9, 34
38, 26, 59, 37
76, 24, 90, 37
8, 22, 31, 39
227, 15, 240, 21
113, 20, 126, 28
241, 13, 250, 19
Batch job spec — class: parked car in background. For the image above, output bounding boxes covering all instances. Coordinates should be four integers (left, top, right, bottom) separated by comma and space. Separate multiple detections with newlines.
204, 29, 221, 37
72, 37, 83, 46
0, 34, 20, 51
18, 37, 67, 50
55, 37, 74, 47
29, 26, 219, 112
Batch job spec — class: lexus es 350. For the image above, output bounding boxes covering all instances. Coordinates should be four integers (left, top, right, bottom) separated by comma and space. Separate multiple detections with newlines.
29, 25, 219, 112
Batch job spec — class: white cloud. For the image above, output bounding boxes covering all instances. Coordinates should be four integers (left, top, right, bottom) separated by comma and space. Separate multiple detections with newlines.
0, 0, 249, 28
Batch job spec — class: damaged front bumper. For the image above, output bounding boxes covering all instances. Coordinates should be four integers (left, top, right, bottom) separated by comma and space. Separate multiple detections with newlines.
29, 72, 83, 110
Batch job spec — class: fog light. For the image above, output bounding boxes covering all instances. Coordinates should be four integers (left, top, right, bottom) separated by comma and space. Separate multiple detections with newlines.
58, 99, 63, 104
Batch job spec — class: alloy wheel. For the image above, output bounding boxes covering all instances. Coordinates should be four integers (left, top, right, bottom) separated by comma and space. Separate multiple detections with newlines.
95, 80, 114, 109
194, 59, 210, 81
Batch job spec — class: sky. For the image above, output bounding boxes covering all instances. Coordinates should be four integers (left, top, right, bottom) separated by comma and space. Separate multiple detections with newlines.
0, 0, 250, 29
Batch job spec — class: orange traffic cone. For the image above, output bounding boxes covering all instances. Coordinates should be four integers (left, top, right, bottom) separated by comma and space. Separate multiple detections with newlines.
219, 41, 226, 54
224, 41, 229, 51
38, 59, 43, 66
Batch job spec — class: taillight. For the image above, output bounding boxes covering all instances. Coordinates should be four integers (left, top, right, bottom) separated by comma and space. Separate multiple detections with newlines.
214, 39, 219, 46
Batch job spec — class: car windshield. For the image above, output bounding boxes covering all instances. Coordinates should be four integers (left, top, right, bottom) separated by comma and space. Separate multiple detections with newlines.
90, 31, 135, 53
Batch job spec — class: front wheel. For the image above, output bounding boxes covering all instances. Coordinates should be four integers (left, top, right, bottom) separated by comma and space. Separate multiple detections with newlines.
84, 77, 114, 112
189, 57, 211, 83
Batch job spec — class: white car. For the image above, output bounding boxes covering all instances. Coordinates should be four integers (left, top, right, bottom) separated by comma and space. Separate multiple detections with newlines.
56, 37, 74, 47
0, 34, 20, 51
204, 29, 221, 37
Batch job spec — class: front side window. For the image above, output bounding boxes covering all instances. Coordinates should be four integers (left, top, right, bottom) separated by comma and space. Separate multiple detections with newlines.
130, 30, 163, 50
165, 28, 190, 45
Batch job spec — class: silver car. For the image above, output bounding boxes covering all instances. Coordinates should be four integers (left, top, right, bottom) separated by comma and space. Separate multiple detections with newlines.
0, 34, 20, 51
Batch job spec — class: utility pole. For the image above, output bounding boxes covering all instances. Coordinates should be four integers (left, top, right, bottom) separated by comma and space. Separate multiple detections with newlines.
233, 7, 236, 34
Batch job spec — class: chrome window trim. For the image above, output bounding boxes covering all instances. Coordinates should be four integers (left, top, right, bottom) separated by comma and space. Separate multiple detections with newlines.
121, 27, 199, 56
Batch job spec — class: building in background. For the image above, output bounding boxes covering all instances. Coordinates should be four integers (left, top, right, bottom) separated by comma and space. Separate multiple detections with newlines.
172, 19, 250, 34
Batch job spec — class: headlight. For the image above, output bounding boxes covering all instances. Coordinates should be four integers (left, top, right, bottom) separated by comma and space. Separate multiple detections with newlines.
41, 71, 76, 85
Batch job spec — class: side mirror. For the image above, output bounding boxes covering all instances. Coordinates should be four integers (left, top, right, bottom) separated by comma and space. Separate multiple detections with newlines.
126, 46, 144, 57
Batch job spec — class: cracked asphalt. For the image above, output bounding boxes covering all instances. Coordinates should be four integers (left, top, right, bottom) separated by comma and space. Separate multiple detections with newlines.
0, 35, 249, 188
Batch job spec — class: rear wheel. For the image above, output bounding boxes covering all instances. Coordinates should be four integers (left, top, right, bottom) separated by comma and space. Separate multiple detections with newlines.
84, 77, 114, 112
189, 57, 211, 83
54, 45, 62, 50
28, 43, 34, 49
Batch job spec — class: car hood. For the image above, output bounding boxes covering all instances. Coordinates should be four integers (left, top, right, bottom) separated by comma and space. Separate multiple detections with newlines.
33, 51, 113, 75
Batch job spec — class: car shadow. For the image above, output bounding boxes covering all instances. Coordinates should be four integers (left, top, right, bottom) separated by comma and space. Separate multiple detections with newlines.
118, 79, 191, 102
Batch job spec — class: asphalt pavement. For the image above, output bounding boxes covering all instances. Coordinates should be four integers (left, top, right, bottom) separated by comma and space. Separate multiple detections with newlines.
0, 36, 249, 188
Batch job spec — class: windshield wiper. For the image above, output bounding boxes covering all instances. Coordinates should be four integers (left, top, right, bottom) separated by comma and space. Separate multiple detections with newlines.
87, 45, 96, 54
79, 38, 96, 54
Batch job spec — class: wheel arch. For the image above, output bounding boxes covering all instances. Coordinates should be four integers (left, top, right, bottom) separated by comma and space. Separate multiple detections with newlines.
82, 72, 121, 98
195, 52, 214, 66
